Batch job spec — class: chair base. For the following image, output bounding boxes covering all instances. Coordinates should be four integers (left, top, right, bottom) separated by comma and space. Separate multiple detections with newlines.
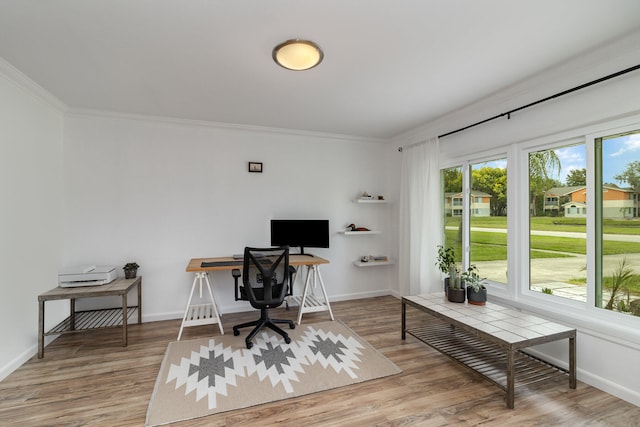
233, 308, 295, 349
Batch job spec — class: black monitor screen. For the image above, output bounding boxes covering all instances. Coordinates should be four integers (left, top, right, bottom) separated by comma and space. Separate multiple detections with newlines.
270, 219, 329, 254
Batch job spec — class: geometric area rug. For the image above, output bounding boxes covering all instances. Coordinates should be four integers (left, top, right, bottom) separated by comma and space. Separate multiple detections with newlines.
146, 320, 401, 426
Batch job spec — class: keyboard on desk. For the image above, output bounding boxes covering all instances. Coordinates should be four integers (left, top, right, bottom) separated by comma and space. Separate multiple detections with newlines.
201, 259, 272, 268
201, 260, 243, 267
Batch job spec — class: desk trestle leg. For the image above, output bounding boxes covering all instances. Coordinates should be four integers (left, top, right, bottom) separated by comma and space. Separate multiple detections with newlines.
295, 265, 334, 325
177, 272, 224, 340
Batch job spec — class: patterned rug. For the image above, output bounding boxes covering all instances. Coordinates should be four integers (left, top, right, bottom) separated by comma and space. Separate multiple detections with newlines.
146, 320, 401, 426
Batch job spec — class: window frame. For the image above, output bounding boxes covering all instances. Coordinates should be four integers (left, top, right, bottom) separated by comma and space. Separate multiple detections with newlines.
440, 148, 510, 299
440, 112, 640, 348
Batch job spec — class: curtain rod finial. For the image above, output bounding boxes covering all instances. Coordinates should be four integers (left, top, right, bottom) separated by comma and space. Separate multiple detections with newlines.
398, 147, 403, 152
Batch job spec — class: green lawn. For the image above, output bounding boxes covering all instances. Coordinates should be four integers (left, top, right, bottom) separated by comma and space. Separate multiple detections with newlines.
446, 216, 640, 235
444, 227, 640, 262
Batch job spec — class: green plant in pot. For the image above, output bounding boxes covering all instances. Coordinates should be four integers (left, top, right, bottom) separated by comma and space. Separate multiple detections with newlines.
123, 262, 139, 279
436, 245, 456, 295
463, 265, 487, 305
447, 264, 466, 303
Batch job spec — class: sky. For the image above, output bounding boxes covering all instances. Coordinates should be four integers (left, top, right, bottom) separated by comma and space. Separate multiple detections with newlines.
554, 132, 640, 185
469, 131, 640, 186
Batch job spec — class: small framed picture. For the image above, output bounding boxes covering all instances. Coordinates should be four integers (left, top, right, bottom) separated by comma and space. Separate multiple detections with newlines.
248, 162, 263, 173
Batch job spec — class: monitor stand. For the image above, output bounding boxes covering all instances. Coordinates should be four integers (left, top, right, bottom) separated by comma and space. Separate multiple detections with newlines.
298, 247, 315, 256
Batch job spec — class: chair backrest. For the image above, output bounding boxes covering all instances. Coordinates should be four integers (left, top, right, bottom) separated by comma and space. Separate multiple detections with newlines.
242, 246, 290, 309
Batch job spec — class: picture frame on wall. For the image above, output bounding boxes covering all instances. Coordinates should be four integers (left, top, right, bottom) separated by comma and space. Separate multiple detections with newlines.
248, 161, 263, 173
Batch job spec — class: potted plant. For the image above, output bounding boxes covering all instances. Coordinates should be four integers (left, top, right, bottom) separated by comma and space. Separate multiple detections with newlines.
123, 262, 139, 279
463, 265, 487, 305
435, 245, 456, 295
447, 265, 466, 303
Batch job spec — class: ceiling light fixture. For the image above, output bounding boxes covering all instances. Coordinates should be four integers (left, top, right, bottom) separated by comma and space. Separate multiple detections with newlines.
272, 39, 324, 71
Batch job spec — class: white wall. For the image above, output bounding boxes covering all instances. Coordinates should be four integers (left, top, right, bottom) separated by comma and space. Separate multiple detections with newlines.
393, 31, 640, 405
0, 60, 65, 379
61, 112, 398, 321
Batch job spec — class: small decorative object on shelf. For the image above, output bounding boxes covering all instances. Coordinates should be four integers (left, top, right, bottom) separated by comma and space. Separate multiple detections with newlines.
123, 262, 139, 279
359, 192, 374, 200
346, 223, 371, 232
360, 255, 369, 263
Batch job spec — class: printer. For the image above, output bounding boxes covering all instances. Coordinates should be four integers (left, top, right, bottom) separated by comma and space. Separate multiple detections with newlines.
58, 265, 118, 287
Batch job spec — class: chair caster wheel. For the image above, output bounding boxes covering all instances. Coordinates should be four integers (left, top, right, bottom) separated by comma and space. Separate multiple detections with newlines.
233, 329, 240, 336
289, 323, 295, 330
284, 336, 291, 344
246, 341, 253, 349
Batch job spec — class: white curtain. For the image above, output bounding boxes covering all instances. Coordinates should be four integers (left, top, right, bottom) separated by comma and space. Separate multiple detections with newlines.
398, 137, 442, 296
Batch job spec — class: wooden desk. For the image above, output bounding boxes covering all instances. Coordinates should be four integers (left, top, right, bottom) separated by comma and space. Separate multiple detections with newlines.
38, 277, 142, 358
180, 255, 333, 339
402, 293, 576, 409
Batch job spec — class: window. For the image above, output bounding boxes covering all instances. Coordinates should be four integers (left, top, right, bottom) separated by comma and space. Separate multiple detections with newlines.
528, 144, 586, 300
441, 166, 463, 271
596, 129, 640, 317
440, 158, 507, 285
470, 158, 507, 284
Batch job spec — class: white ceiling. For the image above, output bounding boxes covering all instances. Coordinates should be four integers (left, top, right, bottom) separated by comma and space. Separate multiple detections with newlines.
1, 1, 639, 140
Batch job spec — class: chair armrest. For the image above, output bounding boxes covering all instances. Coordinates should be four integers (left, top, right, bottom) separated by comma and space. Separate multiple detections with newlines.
232, 269, 242, 301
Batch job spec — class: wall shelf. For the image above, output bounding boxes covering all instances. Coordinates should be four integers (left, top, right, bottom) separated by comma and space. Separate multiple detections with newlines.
354, 198, 389, 204
353, 259, 395, 267
338, 230, 381, 235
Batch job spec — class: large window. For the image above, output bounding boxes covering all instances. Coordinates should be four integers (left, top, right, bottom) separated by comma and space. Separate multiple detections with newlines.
440, 118, 640, 338
470, 158, 507, 284
596, 129, 640, 317
528, 144, 587, 301
524, 129, 640, 318
441, 158, 508, 285
441, 166, 463, 272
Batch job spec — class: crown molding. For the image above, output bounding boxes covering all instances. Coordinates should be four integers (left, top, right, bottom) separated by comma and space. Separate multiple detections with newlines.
66, 107, 390, 144
0, 57, 67, 112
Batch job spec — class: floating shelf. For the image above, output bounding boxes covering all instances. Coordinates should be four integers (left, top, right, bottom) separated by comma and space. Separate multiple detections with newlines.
354, 198, 389, 204
353, 259, 395, 267
338, 230, 381, 235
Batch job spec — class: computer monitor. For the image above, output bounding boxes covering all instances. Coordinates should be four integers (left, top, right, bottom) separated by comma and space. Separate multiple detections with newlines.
270, 219, 329, 255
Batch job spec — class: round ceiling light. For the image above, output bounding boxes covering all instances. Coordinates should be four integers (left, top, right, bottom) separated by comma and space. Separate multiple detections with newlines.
272, 39, 324, 71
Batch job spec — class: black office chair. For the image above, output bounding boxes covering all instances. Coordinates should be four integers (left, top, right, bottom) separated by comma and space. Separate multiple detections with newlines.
232, 246, 295, 349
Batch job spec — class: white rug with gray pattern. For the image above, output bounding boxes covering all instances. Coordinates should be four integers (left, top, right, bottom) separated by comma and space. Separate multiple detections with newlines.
146, 320, 401, 426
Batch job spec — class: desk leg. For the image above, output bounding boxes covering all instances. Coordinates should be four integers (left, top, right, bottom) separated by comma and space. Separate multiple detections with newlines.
296, 265, 333, 324
569, 335, 577, 389
203, 273, 224, 335
137, 278, 142, 324
122, 293, 128, 347
70, 299, 76, 330
506, 348, 515, 409
178, 275, 199, 340
314, 266, 334, 321
38, 300, 44, 359
296, 267, 313, 325
401, 301, 406, 340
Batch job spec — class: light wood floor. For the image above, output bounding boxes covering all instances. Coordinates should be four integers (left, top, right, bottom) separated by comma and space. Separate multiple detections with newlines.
1, 296, 638, 426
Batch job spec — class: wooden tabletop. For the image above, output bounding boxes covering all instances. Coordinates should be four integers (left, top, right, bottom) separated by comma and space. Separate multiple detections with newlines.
186, 254, 329, 272
38, 277, 142, 301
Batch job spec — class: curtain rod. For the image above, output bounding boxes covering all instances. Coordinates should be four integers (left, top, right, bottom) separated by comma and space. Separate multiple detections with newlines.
398, 63, 640, 152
